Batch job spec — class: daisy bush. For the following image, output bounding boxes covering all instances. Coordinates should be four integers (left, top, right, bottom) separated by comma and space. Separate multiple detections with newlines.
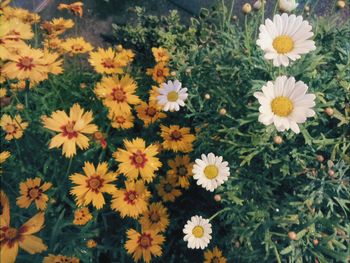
1, 1, 349, 263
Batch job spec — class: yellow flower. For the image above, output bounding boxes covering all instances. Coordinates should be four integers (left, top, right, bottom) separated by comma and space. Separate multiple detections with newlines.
10, 80, 26, 91
73, 207, 92, 225
61, 37, 93, 55
0, 151, 11, 173
151, 47, 170, 63
108, 111, 135, 129
111, 180, 150, 218
149, 85, 161, 104
42, 103, 98, 158
0, 88, 7, 98
89, 47, 127, 74
0, 212, 47, 263
204, 247, 227, 263
156, 174, 182, 202
41, 18, 74, 37
43, 37, 64, 52
42, 51, 64, 76
139, 202, 169, 233
86, 239, 97, 248
160, 125, 196, 153
43, 254, 80, 263
16, 177, 52, 210
2, 6, 40, 24
0, 114, 28, 141
168, 155, 193, 189
94, 75, 140, 115
135, 101, 166, 127
146, 62, 170, 84
125, 228, 165, 263
58, 2, 84, 17
70, 162, 118, 209
113, 138, 162, 182
0, 191, 10, 228
117, 48, 135, 65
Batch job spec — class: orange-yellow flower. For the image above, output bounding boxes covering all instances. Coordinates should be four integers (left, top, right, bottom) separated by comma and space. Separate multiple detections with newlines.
58, 2, 83, 17
156, 174, 182, 202
43, 254, 80, 263
139, 202, 169, 233
41, 18, 74, 37
16, 177, 52, 210
0, 114, 28, 141
61, 37, 93, 55
89, 47, 128, 74
160, 125, 196, 153
125, 228, 165, 263
108, 111, 135, 129
73, 207, 92, 225
0, 151, 11, 173
70, 162, 118, 209
42, 103, 98, 158
204, 246, 227, 263
151, 47, 170, 63
113, 138, 162, 182
146, 62, 169, 84
135, 101, 166, 127
168, 155, 193, 189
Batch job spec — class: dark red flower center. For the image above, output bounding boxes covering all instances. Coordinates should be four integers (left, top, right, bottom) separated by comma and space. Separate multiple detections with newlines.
17, 56, 35, 71
146, 106, 157, 117
86, 176, 104, 193
156, 69, 164, 77
27, 186, 43, 200
111, 87, 126, 102
130, 150, 147, 168
124, 190, 138, 205
71, 44, 84, 52
170, 130, 183, 141
138, 233, 153, 249
101, 58, 115, 69
149, 211, 160, 223
61, 121, 78, 139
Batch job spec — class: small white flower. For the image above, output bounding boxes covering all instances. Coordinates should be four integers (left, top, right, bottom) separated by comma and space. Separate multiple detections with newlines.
257, 13, 316, 67
183, 215, 212, 249
192, 153, 230, 192
157, 80, 188, 111
254, 75, 316, 134
279, 0, 298, 12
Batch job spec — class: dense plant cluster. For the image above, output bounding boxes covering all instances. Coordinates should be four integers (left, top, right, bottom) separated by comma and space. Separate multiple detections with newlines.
0, 1, 349, 263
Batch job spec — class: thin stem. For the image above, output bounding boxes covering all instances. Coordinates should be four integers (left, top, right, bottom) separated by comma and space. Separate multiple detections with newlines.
209, 207, 231, 221
65, 158, 73, 178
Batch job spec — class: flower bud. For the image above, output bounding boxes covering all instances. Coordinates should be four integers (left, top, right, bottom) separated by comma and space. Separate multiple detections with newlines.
273, 136, 283, 145
242, 3, 252, 14
324, 107, 334, 116
279, 0, 298, 12
214, 194, 221, 202
288, 231, 297, 240
204, 93, 211, 100
219, 108, 227, 115
337, 1, 346, 9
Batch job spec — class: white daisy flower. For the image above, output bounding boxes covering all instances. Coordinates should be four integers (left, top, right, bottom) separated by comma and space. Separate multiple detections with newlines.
253, 75, 316, 134
256, 13, 316, 67
157, 80, 188, 111
183, 215, 212, 249
279, 0, 298, 12
192, 153, 230, 192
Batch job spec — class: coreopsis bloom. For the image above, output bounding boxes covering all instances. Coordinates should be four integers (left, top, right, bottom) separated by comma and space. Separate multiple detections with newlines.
42, 103, 98, 158
73, 207, 93, 225
204, 247, 227, 263
183, 215, 212, 249
151, 47, 170, 63
157, 80, 188, 112
43, 37, 64, 52
41, 18, 74, 37
125, 228, 165, 263
10, 80, 26, 91
156, 174, 182, 202
86, 239, 97, 248
146, 62, 169, 83
70, 162, 118, 209
0, 191, 10, 227
139, 202, 169, 233
135, 101, 166, 127
89, 47, 128, 74
42, 51, 64, 76
117, 45, 135, 64
61, 37, 93, 55
257, 13, 316, 67
193, 153, 230, 192
43, 254, 80, 263
0, 114, 28, 141
111, 180, 150, 218
16, 177, 52, 210
0, 151, 10, 173
2, 6, 40, 24
94, 75, 140, 115
58, 2, 83, 17
113, 138, 162, 182
108, 111, 135, 129
149, 85, 161, 103
160, 125, 196, 153
253, 75, 316, 133
0, 212, 47, 263
168, 155, 193, 189
279, 0, 298, 12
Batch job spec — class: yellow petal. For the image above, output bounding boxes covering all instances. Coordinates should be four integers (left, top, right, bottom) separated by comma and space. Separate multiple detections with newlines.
20, 212, 45, 235
19, 235, 47, 254
0, 242, 18, 263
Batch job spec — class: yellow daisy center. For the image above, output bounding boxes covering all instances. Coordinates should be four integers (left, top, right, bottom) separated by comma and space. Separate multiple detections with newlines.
272, 35, 294, 54
192, 225, 204, 238
271, 96, 294, 117
4, 228, 18, 240
204, 165, 219, 179
167, 91, 179, 102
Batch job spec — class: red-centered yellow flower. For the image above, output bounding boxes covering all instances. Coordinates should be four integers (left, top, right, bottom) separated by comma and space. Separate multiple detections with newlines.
168, 155, 193, 189
43, 37, 64, 53
10, 80, 26, 91
16, 178, 52, 210
70, 162, 118, 209
2, 6, 40, 24
73, 207, 92, 225
58, 2, 83, 17
117, 47, 135, 65
160, 125, 196, 153
204, 246, 227, 263
139, 202, 169, 233
42, 103, 98, 158
2, 46, 48, 83
0, 151, 10, 173
0, 114, 28, 141
156, 174, 182, 202
113, 138, 162, 182
125, 228, 165, 263
111, 180, 150, 218
42, 51, 64, 76
89, 47, 125, 74
135, 101, 166, 127
146, 62, 169, 84
61, 37, 93, 55
43, 254, 80, 263
151, 47, 170, 63
41, 18, 74, 37
108, 111, 135, 129
86, 239, 97, 248
94, 75, 140, 115
0, 212, 47, 263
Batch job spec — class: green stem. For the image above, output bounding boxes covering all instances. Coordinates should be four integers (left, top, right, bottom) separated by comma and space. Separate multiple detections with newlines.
208, 207, 231, 221
65, 158, 73, 178
273, 244, 282, 263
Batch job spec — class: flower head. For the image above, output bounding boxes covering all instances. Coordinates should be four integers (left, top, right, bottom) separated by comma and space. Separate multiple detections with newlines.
135, 101, 166, 127
156, 174, 182, 202
108, 111, 135, 129
61, 37, 93, 55
41, 18, 74, 37
89, 47, 129, 74
1, 114, 28, 141
204, 247, 227, 263
139, 202, 169, 233
183, 215, 212, 249
146, 62, 169, 84
157, 80, 188, 112
151, 47, 170, 63
43, 254, 80, 263
73, 207, 92, 225
279, 0, 298, 12
58, 2, 83, 17
168, 155, 193, 189
160, 125, 196, 153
